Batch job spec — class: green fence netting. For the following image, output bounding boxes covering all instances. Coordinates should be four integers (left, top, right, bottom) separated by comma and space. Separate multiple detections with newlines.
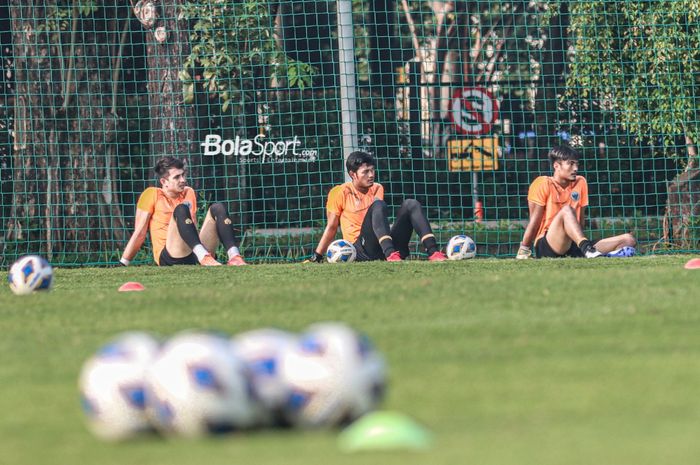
0, 1, 698, 266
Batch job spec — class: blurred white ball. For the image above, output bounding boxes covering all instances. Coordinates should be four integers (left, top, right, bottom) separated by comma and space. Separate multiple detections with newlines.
78, 332, 160, 441
232, 328, 298, 426
144, 332, 257, 437
279, 322, 386, 428
8, 255, 53, 295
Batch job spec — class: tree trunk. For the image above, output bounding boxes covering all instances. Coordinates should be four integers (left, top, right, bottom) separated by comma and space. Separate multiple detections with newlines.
663, 136, 700, 247
8, 1, 126, 259
368, 0, 398, 98
144, 0, 201, 188
536, 1, 569, 152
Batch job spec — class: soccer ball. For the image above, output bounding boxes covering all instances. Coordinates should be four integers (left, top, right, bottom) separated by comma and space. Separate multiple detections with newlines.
144, 332, 257, 437
7, 255, 53, 295
606, 246, 636, 258
446, 235, 477, 260
279, 322, 387, 428
232, 328, 298, 426
326, 239, 357, 263
78, 332, 160, 441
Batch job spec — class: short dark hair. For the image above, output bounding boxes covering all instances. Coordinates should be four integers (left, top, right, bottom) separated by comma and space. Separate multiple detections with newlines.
346, 151, 375, 174
548, 145, 580, 165
154, 156, 185, 179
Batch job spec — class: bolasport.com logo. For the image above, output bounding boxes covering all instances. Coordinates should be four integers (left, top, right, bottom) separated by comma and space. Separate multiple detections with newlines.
201, 134, 318, 163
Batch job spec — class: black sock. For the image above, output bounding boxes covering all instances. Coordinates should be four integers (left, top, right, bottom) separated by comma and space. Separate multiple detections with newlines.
209, 202, 238, 250
173, 204, 201, 250
422, 235, 439, 255
380, 238, 396, 257
577, 239, 592, 252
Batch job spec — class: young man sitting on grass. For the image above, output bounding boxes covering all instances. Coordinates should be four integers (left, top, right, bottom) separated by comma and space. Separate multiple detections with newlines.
120, 156, 247, 267
516, 145, 636, 259
307, 151, 447, 263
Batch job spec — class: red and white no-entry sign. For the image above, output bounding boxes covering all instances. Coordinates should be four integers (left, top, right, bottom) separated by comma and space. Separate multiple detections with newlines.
449, 87, 499, 135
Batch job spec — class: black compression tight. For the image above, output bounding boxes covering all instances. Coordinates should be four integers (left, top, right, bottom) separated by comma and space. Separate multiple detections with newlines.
357, 199, 438, 259
172, 204, 201, 250
209, 202, 239, 250
391, 199, 439, 256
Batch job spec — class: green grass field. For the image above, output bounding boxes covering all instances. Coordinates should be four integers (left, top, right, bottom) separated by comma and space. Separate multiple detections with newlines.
2, 256, 700, 465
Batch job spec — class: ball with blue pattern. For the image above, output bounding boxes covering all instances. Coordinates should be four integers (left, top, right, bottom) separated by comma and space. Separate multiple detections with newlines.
326, 239, 357, 263
232, 328, 298, 427
446, 235, 477, 260
143, 332, 258, 437
78, 332, 160, 441
8, 255, 53, 295
606, 246, 636, 258
279, 322, 387, 428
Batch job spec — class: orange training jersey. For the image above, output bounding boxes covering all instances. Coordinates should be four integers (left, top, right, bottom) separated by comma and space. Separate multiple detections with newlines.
136, 186, 197, 264
528, 175, 588, 241
326, 182, 384, 243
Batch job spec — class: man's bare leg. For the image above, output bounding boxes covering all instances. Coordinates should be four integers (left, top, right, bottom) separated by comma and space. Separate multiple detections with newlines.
594, 233, 637, 254
199, 211, 219, 254
543, 206, 587, 255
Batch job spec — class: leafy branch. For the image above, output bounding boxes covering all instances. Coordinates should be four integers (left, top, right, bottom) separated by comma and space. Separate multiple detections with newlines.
178, 1, 316, 113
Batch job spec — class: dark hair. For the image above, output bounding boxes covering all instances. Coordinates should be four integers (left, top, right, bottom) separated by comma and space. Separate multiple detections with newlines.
548, 145, 580, 165
154, 156, 185, 179
345, 151, 375, 174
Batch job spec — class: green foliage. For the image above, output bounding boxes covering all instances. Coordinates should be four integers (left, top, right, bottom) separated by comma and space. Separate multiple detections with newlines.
275, 60, 316, 91
178, 1, 316, 112
77, 1, 98, 16
36, 0, 99, 33
36, 5, 70, 32
389, 0, 550, 91
565, 0, 700, 149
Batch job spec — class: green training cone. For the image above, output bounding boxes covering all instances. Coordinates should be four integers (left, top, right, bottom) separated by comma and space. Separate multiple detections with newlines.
338, 411, 433, 452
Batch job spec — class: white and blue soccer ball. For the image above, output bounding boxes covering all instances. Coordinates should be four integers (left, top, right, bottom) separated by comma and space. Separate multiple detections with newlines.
78, 332, 160, 441
144, 332, 257, 437
232, 328, 298, 426
606, 246, 636, 258
326, 239, 357, 263
7, 255, 53, 295
279, 322, 387, 428
446, 235, 477, 260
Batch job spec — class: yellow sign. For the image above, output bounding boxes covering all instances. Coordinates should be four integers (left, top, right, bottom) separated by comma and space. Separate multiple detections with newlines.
447, 137, 499, 171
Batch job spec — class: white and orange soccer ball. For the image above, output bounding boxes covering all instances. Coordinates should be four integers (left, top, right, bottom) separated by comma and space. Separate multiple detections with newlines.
326, 239, 357, 263
446, 235, 477, 260
279, 322, 387, 428
7, 255, 53, 295
78, 332, 160, 441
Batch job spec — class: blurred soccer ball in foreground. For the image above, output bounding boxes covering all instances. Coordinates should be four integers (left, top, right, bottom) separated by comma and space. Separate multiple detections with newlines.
232, 328, 298, 426
445, 235, 477, 260
279, 322, 386, 428
7, 255, 53, 295
144, 332, 257, 437
326, 239, 357, 263
79, 332, 160, 441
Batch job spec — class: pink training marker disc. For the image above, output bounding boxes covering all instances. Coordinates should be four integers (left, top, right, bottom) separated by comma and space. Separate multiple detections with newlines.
118, 281, 145, 292
684, 258, 700, 270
